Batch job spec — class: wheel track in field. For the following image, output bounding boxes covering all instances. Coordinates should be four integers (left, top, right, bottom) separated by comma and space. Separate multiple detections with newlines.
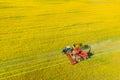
0, 39, 120, 79
0, 52, 63, 70
0, 52, 65, 79
0, 58, 67, 80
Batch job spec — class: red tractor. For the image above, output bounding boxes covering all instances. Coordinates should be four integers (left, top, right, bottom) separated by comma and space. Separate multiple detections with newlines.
62, 44, 93, 65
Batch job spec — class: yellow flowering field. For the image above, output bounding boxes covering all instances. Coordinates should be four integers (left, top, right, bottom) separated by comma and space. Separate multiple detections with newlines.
0, 0, 120, 80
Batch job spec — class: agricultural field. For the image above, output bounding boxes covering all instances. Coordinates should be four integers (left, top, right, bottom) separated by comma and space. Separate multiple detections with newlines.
0, 0, 120, 80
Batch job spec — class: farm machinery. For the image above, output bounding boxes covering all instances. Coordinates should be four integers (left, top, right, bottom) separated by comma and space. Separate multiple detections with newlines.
62, 43, 93, 65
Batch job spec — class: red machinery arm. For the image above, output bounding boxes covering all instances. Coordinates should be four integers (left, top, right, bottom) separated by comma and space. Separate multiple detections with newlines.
66, 54, 76, 65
